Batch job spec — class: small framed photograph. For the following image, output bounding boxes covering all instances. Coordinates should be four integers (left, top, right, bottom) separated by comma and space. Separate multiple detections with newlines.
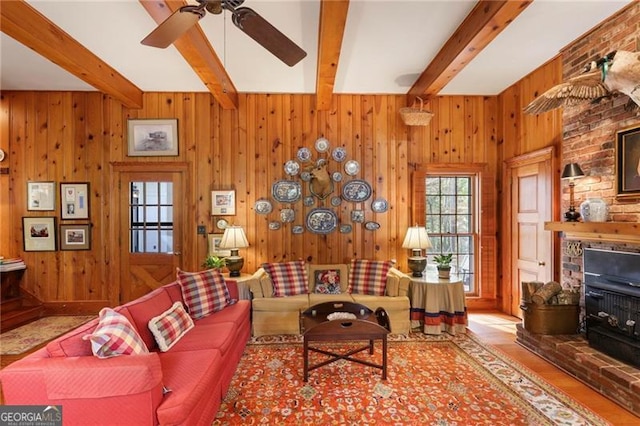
60, 182, 90, 220
616, 124, 640, 199
60, 224, 91, 250
208, 233, 231, 257
211, 190, 236, 215
127, 118, 178, 156
27, 181, 55, 211
23, 217, 57, 251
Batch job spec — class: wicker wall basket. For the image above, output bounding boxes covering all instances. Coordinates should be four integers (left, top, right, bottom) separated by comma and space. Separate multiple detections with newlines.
399, 97, 434, 126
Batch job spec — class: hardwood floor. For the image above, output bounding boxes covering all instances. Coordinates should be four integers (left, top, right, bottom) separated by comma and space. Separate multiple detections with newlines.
468, 312, 639, 426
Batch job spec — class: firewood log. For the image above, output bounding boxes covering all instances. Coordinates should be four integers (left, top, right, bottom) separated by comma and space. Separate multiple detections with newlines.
531, 281, 562, 305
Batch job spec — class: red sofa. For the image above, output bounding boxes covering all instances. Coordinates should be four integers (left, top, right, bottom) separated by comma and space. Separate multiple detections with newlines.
0, 279, 250, 426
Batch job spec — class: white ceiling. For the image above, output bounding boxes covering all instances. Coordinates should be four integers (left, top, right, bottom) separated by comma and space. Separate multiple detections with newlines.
0, 0, 632, 96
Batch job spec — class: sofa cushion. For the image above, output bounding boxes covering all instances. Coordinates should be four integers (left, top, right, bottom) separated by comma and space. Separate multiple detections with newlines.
262, 260, 309, 297
46, 318, 99, 357
348, 259, 394, 296
252, 294, 309, 312
148, 301, 195, 352
177, 268, 230, 319
82, 308, 149, 358
121, 287, 174, 351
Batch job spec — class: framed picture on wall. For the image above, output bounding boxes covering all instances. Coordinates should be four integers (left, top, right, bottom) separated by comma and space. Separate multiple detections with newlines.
616, 124, 640, 199
60, 224, 91, 250
208, 233, 231, 257
127, 118, 178, 156
60, 182, 90, 219
211, 190, 236, 215
27, 181, 55, 211
23, 217, 57, 251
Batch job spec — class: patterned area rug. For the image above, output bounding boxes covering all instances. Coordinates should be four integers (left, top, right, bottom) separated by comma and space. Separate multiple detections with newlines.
214, 333, 609, 425
0, 316, 94, 355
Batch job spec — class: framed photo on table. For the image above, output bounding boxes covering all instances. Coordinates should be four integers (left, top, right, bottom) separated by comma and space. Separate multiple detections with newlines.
208, 233, 231, 257
211, 190, 236, 215
27, 181, 55, 211
127, 118, 178, 157
23, 217, 57, 251
60, 182, 90, 219
60, 224, 91, 250
616, 124, 640, 199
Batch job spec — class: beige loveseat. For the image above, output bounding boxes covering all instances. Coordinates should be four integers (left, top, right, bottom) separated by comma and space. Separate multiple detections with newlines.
248, 262, 411, 336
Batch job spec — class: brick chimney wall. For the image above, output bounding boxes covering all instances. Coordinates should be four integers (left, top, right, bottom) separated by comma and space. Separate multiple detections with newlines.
559, 3, 640, 291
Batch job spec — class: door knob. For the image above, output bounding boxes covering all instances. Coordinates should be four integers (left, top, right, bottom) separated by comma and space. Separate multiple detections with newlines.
538, 261, 546, 266
173, 251, 182, 256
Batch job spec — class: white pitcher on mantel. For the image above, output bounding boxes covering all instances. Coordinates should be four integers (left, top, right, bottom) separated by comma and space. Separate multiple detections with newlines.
580, 198, 609, 222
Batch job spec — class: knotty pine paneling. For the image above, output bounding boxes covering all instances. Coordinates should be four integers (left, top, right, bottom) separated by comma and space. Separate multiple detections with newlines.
2, 92, 499, 309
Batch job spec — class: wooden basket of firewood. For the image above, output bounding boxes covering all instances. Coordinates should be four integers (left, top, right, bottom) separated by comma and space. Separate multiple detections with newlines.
399, 97, 434, 126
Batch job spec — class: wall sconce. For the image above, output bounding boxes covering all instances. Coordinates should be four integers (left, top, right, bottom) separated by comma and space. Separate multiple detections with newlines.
561, 163, 585, 222
402, 225, 432, 277
219, 225, 249, 277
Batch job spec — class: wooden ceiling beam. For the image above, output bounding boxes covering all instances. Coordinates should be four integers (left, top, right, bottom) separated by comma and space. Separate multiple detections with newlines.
141, 0, 238, 110
316, 0, 350, 111
0, 0, 143, 109
407, 0, 532, 103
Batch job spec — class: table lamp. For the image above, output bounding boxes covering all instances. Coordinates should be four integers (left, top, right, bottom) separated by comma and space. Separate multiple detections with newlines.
219, 225, 249, 277
561, 163, 584, 222
402, 226, 432, 277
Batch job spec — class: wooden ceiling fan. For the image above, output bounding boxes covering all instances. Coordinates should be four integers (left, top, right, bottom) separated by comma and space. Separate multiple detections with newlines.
141, 0, 307, 67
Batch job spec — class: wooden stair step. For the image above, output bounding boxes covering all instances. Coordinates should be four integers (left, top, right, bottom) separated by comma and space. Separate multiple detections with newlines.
1, 305, 44, 333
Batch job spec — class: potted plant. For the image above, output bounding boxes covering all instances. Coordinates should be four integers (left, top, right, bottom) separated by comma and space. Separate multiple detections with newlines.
203, 255, 226, 271
434, 253, 453, 279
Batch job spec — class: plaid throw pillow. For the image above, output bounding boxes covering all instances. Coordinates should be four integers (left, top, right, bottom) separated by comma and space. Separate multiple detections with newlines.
348, 259, 394, 296
314, 269, 341, 294
262, 260, 309, 297
177, 268, 230, 319
83, 308, 149, 359
148, 301, 194, 352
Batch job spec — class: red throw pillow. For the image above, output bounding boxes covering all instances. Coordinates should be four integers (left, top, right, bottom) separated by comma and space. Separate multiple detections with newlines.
177, 268, 230, 319
262, 260, 309, 297
148, 301, 194, 352
348, 259, 394, 296
83, 308, 149, 358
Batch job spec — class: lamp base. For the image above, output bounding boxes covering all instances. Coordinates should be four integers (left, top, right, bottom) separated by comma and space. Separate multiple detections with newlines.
407, 257, 426, 277
564, 207, 581, 222
225, 255, 244, 277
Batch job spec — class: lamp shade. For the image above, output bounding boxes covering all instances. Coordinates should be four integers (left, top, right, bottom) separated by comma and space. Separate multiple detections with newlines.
402, 226, 432, 250
561, 163, 585, 179
219, 226, 249, 250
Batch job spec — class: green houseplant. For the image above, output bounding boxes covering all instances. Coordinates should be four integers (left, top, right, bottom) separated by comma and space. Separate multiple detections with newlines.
433, 253, 453, 279
203, 255, 226, 271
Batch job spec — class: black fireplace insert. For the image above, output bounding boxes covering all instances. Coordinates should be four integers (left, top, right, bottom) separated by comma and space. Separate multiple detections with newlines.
584, 248, 640, 367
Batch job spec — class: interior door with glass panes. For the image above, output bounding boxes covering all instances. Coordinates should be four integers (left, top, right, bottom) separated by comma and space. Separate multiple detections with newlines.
119, 171, 183, 303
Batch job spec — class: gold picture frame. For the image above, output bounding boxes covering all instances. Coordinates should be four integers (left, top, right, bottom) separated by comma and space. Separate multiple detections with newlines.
616, 124, 640, 199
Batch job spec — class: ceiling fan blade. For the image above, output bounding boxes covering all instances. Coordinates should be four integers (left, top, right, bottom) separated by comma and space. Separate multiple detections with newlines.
232, 7, 307, 67
141, 6, 205, 48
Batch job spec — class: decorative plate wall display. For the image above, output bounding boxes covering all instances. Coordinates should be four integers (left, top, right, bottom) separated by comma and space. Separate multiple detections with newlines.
342, 179, 372, 202
272, 180, 302, 203
292, 225, 304, 234
332, 147, 347, 162
332, 172, 343, 182
344, 160, 360, 176
351, 210, 365, 223
364, 221, 381, 231
255, 199, 273, 215
306, 208, 338, 234
331, 196, 342, 207
280, 208, 295, 223
269, 221, 281, 230
297, 147, 311, 162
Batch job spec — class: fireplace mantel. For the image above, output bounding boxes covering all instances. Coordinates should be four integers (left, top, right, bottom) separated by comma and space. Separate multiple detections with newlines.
544, 222, 640, 244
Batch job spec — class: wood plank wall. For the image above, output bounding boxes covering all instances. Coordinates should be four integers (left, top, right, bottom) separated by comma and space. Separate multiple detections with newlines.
1, 92, 500, 311
497, 56, 564, 312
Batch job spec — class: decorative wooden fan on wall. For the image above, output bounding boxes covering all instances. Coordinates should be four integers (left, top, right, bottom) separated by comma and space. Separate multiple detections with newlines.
141, 0, 307, 67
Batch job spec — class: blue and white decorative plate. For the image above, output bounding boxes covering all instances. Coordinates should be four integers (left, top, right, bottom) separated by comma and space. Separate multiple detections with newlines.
364, 221, 381, 231
371, 198, 388, 213
303, 196, 315, 207
315, 137, 330, 153
351, 210, 365, 223
331, 196, 342, 207
297, 147, 312, 162
306, 208, 338, 234
344, 160, 360, 176
292, 225, 304, 234
272, 180, 302, 203
255, 199, 273, 215
269, 221, 281, 230
332, 147, 347, 162
342, 179, 372, 202
280, 208, 295, 223
332, 172, 343, 182
284, 160, 300, 176
340, 224, 352, 233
